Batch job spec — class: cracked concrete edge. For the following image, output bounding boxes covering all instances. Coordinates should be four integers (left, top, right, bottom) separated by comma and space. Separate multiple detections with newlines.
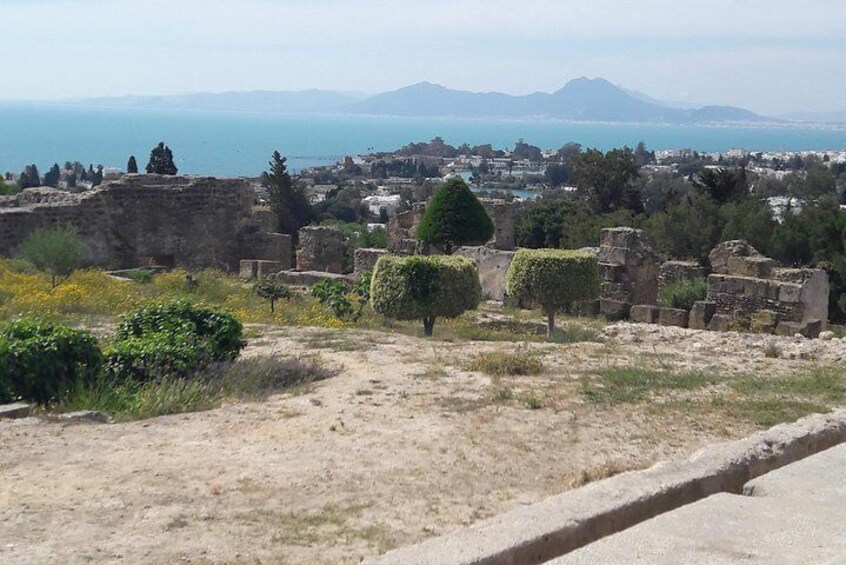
367, 409, 846, 565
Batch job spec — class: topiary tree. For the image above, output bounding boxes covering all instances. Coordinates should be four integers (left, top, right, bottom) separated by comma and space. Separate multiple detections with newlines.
370, 255, 481, 336
416, 177, 494, 253
505, 249, 600, 336
18, 224, 85, 288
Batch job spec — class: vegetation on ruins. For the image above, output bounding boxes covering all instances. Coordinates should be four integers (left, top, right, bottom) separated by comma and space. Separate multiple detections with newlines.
506, 249, 600, 336
253, 279, 292, 313
145, 142, 178, 175
416, 177, 494, 253
263, 151, 313, 239
0, 319, 103, 404
18, 224, 85, 288
0, 178, 16, 195
658, 278, 708, 311
370, 255, 481, 336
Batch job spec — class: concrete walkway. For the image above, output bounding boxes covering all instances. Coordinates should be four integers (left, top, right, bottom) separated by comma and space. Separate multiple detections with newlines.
553, 443, 846, 564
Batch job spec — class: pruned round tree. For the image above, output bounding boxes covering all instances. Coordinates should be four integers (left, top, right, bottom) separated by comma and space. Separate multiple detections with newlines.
505, 249, 600, 336
416, 177, 494, 253
370, 255, 481, 336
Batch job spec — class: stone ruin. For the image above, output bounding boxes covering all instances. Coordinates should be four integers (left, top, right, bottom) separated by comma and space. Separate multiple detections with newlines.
603, 230, 830, 337
0, 174, 291, 271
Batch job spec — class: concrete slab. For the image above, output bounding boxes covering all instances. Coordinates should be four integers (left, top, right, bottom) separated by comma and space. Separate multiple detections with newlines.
553, 445, 846, 565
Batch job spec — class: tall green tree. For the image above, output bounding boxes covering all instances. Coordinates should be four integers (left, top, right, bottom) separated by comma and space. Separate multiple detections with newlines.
416, 177, 494, 254
145, 142, 178, 175
43, 164, 61, 187
572, 147, 641, 214
262, 151, 313, 239
127, 155, 138, 174
693, 167, 748, 204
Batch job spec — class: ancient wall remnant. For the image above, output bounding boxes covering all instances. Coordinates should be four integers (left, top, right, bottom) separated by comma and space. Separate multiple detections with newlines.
658, 261, 706, 294
598, 227, 663, 319
387, 204, 425, 255
455, 246, 516, 301
296, 226, 346, 274
0, 175, 276, 270
479, 198, 518, 251
354, 248, 389, 279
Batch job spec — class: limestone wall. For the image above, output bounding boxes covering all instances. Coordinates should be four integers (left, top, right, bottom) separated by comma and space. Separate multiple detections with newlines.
296, 226, 346, 274
479, 198, 518, 251
0, 175, 271, 271
598, 228, 662, 318
455, 246, 516, 301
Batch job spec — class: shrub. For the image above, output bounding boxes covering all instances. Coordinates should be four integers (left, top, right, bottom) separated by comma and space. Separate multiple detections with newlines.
114, 300, 244, 362
253, 279, 291, 313
0, 318, 102, 404
658, 278, 707, 311
416, 177, 494, 253
468, 350, 543, 376
17, 224, 85, 288
370, 255, 481, 336
311, 279, 354, 319
104, 331, 215, 382
505, 249, 600, 336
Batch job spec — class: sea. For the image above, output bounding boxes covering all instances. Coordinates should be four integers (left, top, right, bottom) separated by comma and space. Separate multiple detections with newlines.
2, 103, 845, 178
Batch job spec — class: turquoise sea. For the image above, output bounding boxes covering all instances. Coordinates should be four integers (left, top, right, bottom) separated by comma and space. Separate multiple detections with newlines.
1, 103, 845, 177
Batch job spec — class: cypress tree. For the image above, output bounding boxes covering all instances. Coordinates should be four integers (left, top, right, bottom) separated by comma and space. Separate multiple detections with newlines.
127, 155, 138, 174
416, 177, 494, 253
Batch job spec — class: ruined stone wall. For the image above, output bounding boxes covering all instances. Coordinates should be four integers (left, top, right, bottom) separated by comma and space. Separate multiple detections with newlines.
598, 227, 663, 318
658, 261, 706, 294
455, 246, 516, 301
296, 226, 346, 274
479, 198, 518, 251
0, 175, 259, 270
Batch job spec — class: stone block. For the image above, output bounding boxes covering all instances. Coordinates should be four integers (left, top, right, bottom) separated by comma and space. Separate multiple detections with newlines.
689, 301, 717, 330
240, 260, 258, 280
778, 283, 802, 303
454, 246, 516, 301
659, 308, 689, 328
598, 247, 628, 266
572, 299, 600, 317
800, 319, 823, 339
354, 248, 389, 278
742, 278, 770, 298
600, 263, 625, 283
242, 232, 293, 269
707, 274, 727, 294
776, 321, 802, 337
727, 255, 775, 279
296, 226, 346, 274
751, 310, 779, 334
708, 314, 733, 332
726, 276, 744, 294
479, 199, 517, 251
630, 304, 659, 324
239, 260, 283, 281
600, 299, 631, 321
708, 240, 764, 274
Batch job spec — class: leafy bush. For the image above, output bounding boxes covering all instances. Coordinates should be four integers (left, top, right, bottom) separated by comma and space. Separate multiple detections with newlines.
124, 269, 155, 284
104, 331, 215, 383
416, 177, 494, 253
115, 300, 244, 362
17, 224, 85, 288
370, 255, 481, 336
311, 274, 371, 322
0, 318, 102, 404
658, 278, 707, 311
505, 249, 600, 336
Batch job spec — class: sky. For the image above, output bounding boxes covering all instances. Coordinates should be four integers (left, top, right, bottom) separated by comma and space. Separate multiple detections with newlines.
1, 0, 844, 115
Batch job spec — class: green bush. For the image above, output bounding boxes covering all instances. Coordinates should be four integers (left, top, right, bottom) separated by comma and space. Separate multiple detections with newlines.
114, 300, 244, 362
0, 318, 102, 404
658, 278, 707, 311
416, 177, 494, 253
17, 224, 85, 288
104, 331, 215, 383
505, 249, 600, 336
370, 254, 481, 336
311, 279, 354, 319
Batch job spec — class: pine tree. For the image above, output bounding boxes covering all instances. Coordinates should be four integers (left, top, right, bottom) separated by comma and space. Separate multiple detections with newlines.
145, 142, 178, 175
262, 151, 312, 239
127, 155, 138, 174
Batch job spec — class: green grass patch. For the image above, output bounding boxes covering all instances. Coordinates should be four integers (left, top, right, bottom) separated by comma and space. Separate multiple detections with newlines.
57, 355, 335, 421
468, 350, 543, 376
581, 367, 718, 405
711, 397, 831, 428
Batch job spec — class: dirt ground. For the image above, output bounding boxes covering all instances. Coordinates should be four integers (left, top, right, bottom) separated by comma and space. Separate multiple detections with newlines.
2, 321, 845, 564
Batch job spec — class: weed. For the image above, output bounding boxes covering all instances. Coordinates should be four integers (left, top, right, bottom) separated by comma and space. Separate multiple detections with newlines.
581, 367, 718, 405
468, 349, 543, 376
763, 342, 782, 358
521, 395, 542, 410
494, 388, 514, 402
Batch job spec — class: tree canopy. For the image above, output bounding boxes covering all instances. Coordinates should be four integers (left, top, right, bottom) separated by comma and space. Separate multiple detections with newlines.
145, 142, 178, 175
262, 151, 313, 239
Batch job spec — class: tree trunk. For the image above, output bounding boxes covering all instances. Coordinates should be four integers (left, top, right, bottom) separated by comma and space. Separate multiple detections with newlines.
423, 316, 436, 337
546, 309, 556, 337
270, 299, 275, 313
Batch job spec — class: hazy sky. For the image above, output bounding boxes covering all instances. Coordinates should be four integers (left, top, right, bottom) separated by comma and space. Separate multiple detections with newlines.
2, 0, 844, 115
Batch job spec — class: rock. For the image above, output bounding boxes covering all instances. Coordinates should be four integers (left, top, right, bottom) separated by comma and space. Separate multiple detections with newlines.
0, 402, 32, 420
708, 314, 733, 332
630, 305, 659, 324
689, 301, 717, 331
800, 319, 823, 339
776, 321, 802, 337
726, 255, 775, 279
52, 411, 111, 424
659, 308, 689, 328
819, 331, 835, 341
354, 248, 389, 279
296, 226, 347, 274
708, 240, 763, 275
600, 299, 631, 321
239, 259, 284, 281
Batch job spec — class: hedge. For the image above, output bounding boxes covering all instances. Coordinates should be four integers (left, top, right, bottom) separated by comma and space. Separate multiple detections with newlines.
370, 254, 481, 336
505, 249, 600, 335
0, 319, 103, 404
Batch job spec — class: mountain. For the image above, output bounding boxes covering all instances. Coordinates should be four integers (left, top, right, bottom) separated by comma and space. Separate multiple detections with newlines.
75, 90, 366, 114
344, 78, 770, 124
64, 78, 772, 124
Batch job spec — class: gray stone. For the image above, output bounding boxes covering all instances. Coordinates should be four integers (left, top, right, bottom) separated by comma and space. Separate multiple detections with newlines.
630, 305, 659, 324
241, 232, 293, 269
296, 226, 347, 274
708, 314, 733, 332
454, 246, 516, 301
479, 198, 518, 251
726, 255, 775, 279
600, 299, 631, 321
0, 402, 32, 419
820, 331, 835, 341
776, 321, 802, 337
658, 308, 689, 328
239, 260, 283, 281
800, 319, 823, 339
689, 301, 716, 331
52, 411, 111, 424
708, 240, 763, 275
354, 248, 389, 279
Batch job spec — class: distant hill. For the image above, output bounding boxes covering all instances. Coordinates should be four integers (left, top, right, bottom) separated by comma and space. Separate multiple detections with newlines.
66, 78, 775, 124
75, 90, 366, 114
345, 78, 770, 124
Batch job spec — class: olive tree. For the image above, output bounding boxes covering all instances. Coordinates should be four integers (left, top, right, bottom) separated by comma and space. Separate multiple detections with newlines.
370, 255, 481, 336
505, 249, 600, 336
